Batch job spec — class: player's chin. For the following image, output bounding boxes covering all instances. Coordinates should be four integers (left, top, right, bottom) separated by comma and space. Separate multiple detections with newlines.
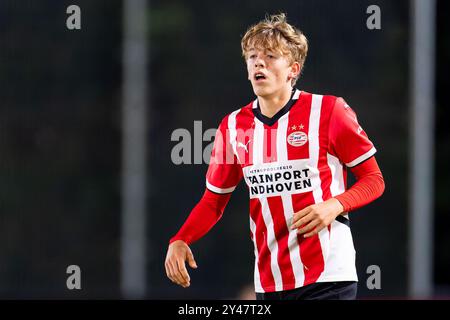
251, 83, 270, 97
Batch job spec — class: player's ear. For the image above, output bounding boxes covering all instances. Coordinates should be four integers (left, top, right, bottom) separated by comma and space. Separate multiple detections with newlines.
289, 62, 301, 80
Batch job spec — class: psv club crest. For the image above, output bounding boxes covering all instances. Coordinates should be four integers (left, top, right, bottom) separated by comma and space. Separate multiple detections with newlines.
287, 131, 308, 147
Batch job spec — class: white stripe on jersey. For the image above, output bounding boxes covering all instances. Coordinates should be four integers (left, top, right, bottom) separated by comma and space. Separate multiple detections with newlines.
308, 95, 331, 268
253, 117, 264, 164
249, 216, 263, 292
327, 152, 350, 218
276, 113, 289, 161
327, 152, 346, 197
308, 95, 323, 203
277, 113, 305, 288
260, 197, 283, 291
228, 109, 240, 164
206, 181, 236, 194
346, 146, 377, 167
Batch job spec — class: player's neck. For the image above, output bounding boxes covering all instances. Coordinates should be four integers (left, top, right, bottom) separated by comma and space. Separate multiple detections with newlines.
257, 87, 293, 118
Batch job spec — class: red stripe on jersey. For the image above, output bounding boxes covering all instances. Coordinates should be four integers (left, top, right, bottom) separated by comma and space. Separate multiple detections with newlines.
292, 193, 324, 286
266, 196, 296, 291
318, 95, 335, 202
287, 92, 311, 161
250, 198, 275, 291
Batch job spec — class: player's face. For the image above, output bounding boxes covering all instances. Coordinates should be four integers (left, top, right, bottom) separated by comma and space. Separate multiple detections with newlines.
246, 48, 299, 98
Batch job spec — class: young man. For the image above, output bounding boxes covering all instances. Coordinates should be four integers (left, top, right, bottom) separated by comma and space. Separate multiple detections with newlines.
165, 13, 385, 300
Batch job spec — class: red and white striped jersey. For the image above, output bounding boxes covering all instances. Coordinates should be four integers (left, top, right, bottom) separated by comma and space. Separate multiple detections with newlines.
206, 89, 376, 293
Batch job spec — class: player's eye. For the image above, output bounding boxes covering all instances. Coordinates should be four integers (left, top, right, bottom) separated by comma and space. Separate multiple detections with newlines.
249, 54, 256, 59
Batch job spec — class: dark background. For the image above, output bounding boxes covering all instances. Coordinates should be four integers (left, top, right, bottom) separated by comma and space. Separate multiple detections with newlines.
0, 0, 448, 299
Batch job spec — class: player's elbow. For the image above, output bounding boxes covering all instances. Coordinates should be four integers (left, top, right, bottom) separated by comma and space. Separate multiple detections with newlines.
374, 172, 385, 199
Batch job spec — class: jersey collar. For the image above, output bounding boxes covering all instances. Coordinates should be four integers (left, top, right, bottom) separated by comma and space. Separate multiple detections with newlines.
252, 89, 301, 126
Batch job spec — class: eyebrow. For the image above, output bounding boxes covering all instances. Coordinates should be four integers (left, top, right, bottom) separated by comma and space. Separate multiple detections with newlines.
246, 48, 276, 54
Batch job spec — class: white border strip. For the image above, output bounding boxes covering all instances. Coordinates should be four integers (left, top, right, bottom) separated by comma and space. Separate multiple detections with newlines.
345, 147, 377, 168
206, 181, 236, 194
228, 109, 241, 164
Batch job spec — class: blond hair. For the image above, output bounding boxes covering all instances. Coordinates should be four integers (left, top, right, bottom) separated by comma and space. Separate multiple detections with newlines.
241, 13, 308, 85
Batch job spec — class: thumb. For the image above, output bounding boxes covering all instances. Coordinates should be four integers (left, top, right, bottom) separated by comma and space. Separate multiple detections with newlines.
186, 250, 198, 269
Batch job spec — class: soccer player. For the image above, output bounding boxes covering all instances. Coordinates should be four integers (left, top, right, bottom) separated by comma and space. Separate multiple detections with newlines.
165, 13, 385, 300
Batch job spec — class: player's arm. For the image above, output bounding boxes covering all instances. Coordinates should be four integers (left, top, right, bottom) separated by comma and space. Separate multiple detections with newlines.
165, 116, 242, 288
334, 156, 385, 212
291, 156, 384, 237
292, 97, 385, 237
165, 189, 232, 288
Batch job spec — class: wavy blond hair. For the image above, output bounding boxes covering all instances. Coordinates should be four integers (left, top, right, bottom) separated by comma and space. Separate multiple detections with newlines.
241, 13, 308, 85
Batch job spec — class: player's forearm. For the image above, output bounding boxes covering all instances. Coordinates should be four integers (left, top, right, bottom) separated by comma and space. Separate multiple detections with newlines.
334, 157, 385, 212
335, 173, 384, 212
169, 189, 231, 245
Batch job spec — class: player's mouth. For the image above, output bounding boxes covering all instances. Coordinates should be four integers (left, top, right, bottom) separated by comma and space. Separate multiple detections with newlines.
254, 72, 267, 82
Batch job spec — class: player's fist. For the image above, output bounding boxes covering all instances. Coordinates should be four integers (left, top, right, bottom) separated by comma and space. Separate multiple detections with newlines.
165, 240, 198, 288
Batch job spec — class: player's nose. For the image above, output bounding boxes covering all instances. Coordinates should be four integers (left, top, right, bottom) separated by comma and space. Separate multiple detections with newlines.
254, 54, 265, 68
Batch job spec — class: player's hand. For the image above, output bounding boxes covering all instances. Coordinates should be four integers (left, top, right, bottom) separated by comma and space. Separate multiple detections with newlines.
290, 198, 344, 238
165, 240, 198, 288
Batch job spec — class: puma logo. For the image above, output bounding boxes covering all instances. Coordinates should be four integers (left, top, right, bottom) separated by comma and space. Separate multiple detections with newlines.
237, 140, 251, 153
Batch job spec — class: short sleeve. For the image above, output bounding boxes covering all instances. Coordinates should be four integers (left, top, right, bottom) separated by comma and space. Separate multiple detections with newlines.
206, 116, 243, 194
328, 97, 377, 167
